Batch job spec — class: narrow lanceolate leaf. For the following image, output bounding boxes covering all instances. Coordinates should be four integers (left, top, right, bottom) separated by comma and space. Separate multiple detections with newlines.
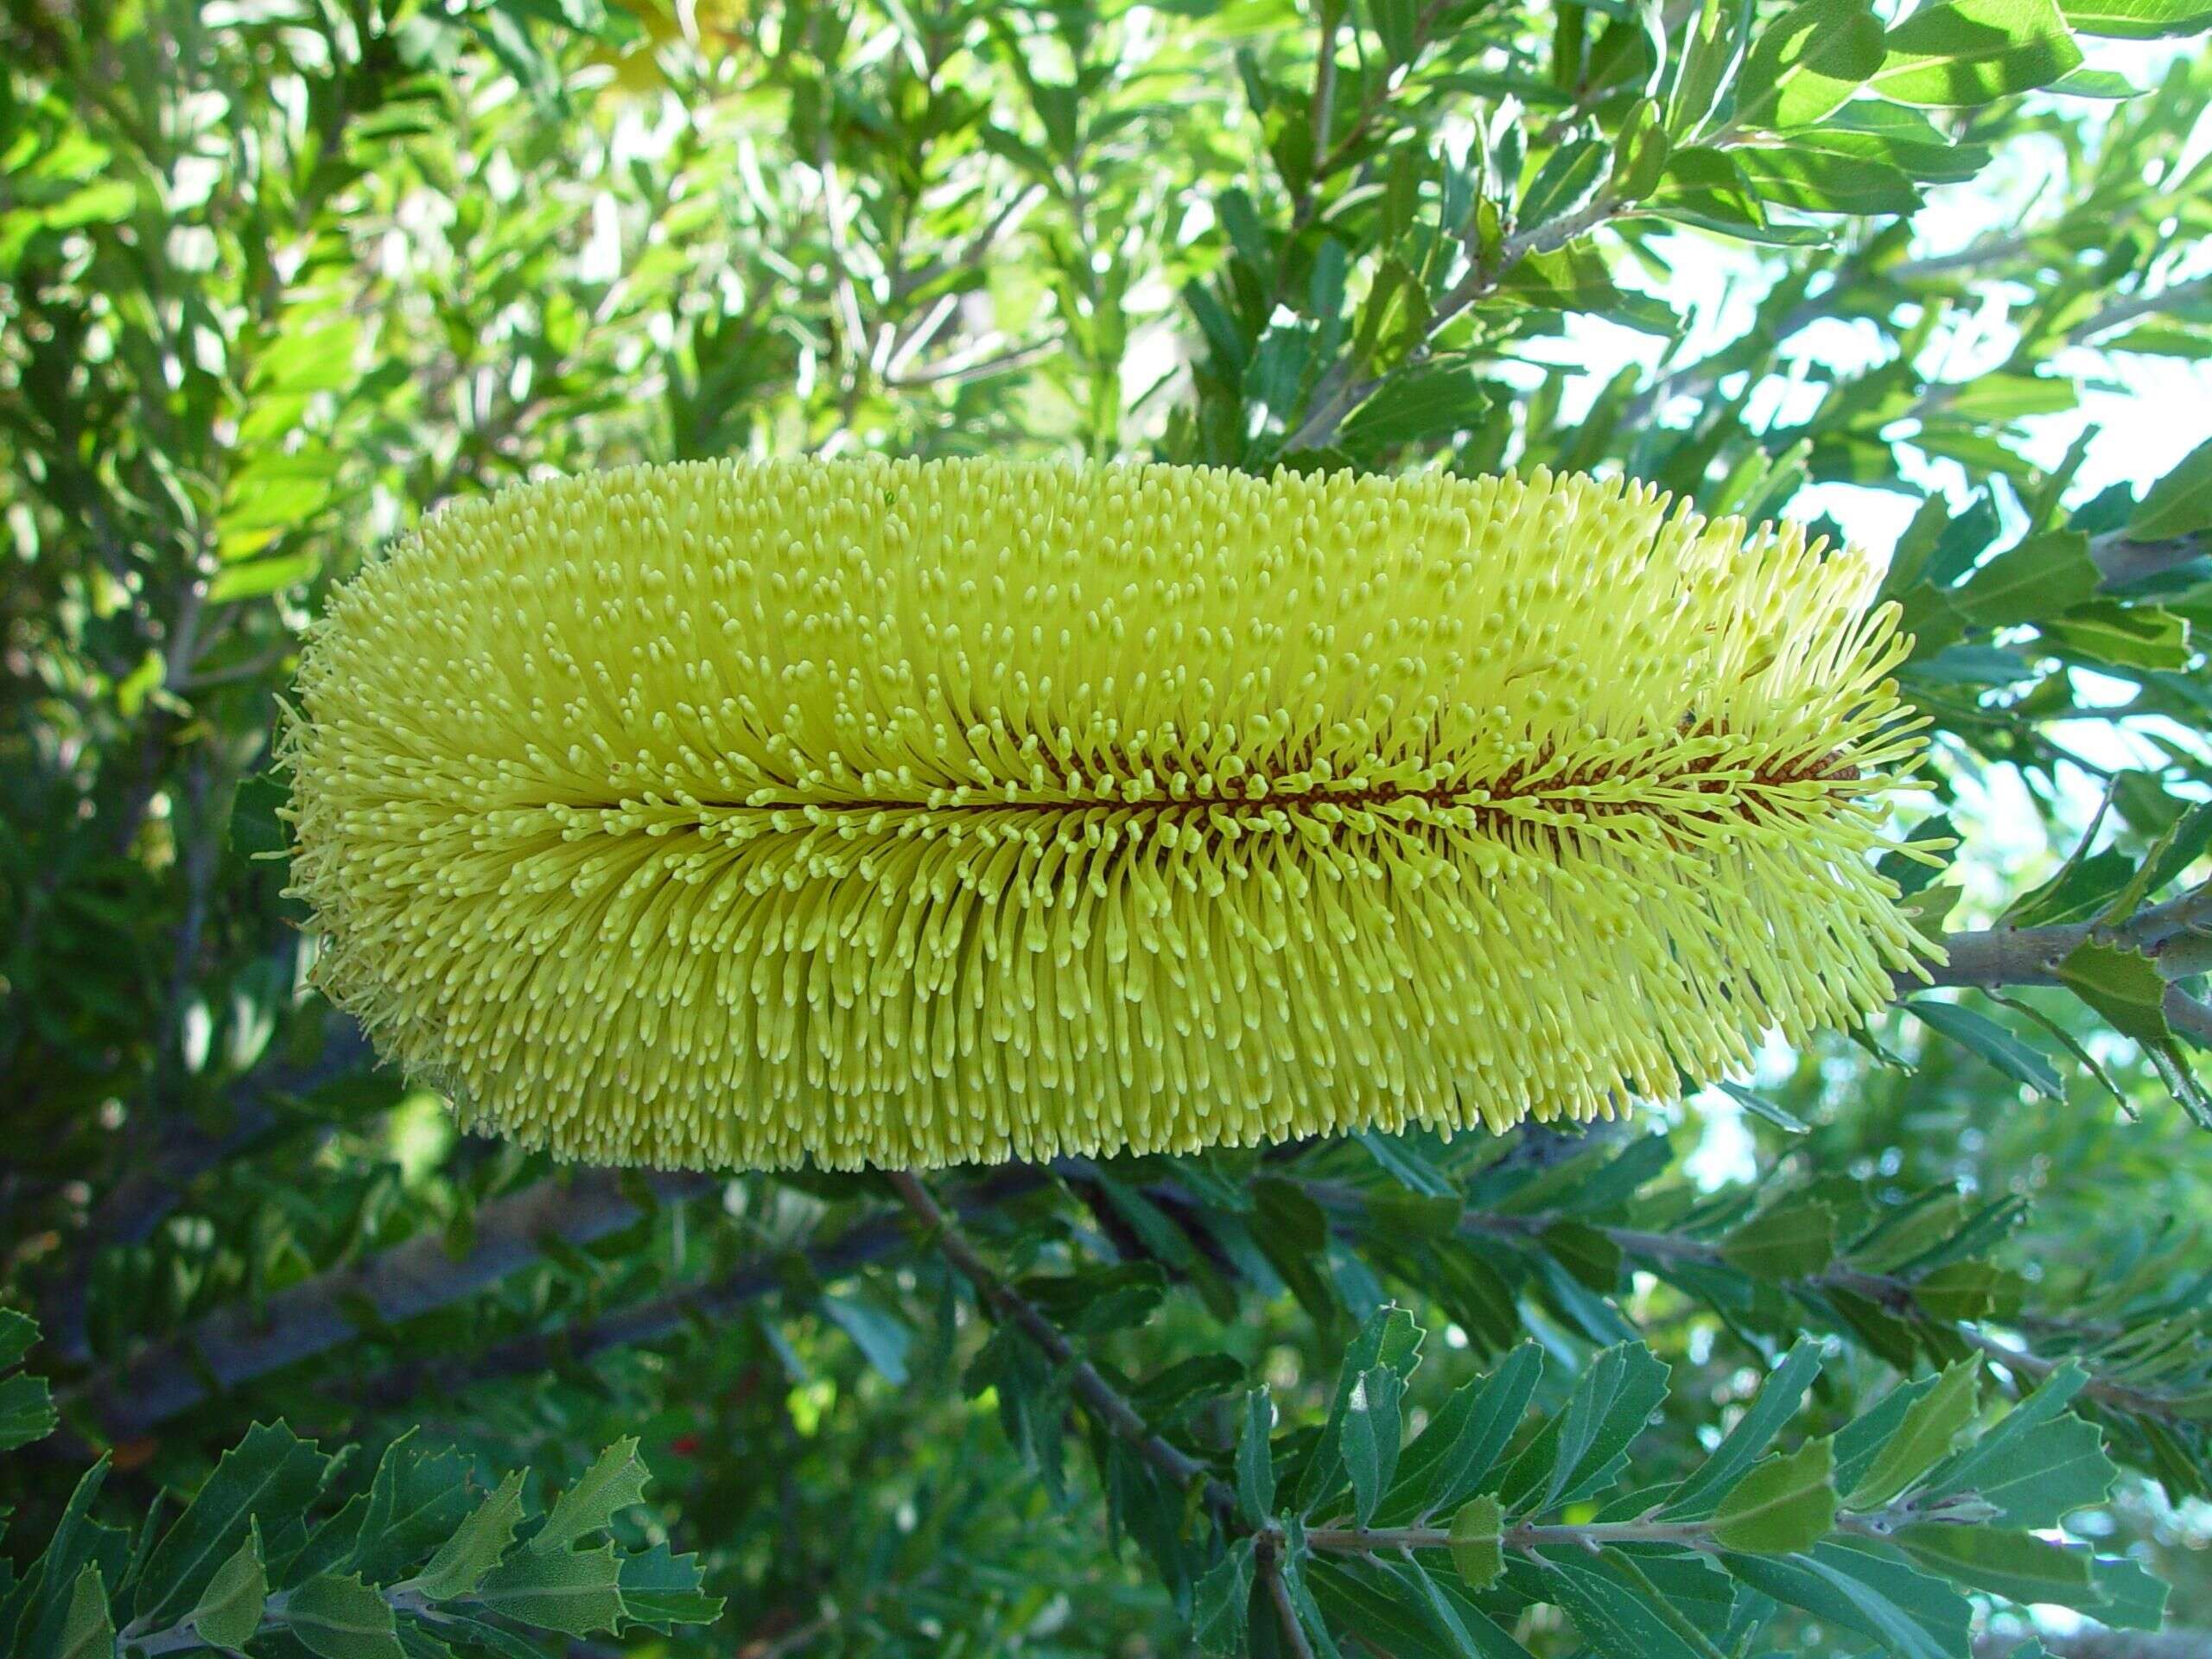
532, 1440, 648, 1555
1870, 0, 2084, 107
284, 1573, 404, 1659
55, 1567, 114, 1659
1344, 1367, 1406, 1528
411, 1472, 527, 1602
1376, 1343, 1543, 1523
1842, 1362, 1980, 1510
471, 1541, 627, 1637
1519, 138, 1610, 226
1237, 1390, 1276, 1528
1725, 1541, 1970, 1659
188, 1523, 269, 1650
1906, 1000, 2063, 1099
1448, 1495, 1503, 1591
1665, 1340, 1827, 1516
1710, 1438, 1839, 1553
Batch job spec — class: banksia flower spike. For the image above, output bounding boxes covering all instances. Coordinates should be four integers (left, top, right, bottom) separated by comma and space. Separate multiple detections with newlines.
284, 458, 1933, 1173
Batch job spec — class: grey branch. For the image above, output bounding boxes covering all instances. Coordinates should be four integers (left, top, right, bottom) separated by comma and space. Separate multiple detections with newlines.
83, 1165, 713, 1438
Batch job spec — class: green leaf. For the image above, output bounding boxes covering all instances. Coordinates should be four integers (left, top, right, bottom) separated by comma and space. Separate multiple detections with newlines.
0, 1367, 56, 1454
2061, 0, 2212, 39
1720, 1202, 1837, 1279
1338, 368, 1493, 454
1922, 1363, 2116, 1526
189, 1523, 268, 1650
1237, 1389, 1277, 1528
532, 1440, 648, 1555
1377, 1343, 1544, 1523
55, 1567, 113, 1659
1870, 0, 2084, 106
285, 1573, 404, 1659
1344, 1366, 1406, 1528
1191, 1537, 1254, 1656
141, 1422, 330, 1626
2043, 601, 2190, 671
0, 1307, 35, 1370
2056, 940, 2171, 1045
1894, 1526, 2096, 1606
1448, 1495, 1503, 1591
1736, 144, 1921, 213
1842, 1361, 1980, 1510
614, 1543, 722, 1633
1711, 1438, 1839, 1552
1950, 529, 2101, 626
1519, 139, 1611, 226
1906, 1001, 2063, 1099
1649, 146, 1770, 235
1537, 1553, 1720, 1659
353, 1433, 476, 1585
1665, 1339, 1827, 1516
1496, 1341, 1671, 1512
1725, 1541, 1970, 1659
1611, 99, 1673, 200
1294, 1304, 1421, 1511
1669, 0, 1758, 136
472, 1542, 626, 1637
410, 1471, 526, 1602
2130, 435, 2212, 539
1733, 0, 1886, 130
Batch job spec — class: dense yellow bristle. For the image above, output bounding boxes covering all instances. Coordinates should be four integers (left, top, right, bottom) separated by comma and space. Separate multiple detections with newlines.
282, 458, 1934, 1172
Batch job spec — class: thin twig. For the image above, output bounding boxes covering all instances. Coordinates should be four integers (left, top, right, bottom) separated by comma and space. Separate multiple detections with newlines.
884, 1167, 1236, 1518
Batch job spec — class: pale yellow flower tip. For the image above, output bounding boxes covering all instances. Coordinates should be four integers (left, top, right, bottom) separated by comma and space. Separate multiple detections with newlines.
282, 457, 1934, 1173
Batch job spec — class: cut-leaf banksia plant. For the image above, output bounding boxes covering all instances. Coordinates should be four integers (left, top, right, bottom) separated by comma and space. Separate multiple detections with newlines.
282, 457, 1935, 1172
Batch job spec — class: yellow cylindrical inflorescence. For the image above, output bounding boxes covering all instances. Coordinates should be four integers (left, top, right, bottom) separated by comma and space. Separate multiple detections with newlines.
284, 458, 1935, 1172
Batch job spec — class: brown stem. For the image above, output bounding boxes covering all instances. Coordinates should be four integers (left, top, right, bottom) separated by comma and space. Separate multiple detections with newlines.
884, 1168, 1236, 1518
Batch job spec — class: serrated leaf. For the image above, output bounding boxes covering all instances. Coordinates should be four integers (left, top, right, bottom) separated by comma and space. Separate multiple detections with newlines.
353, 1433, 475, 1584
55, 1567, 112, 1659
1338, 368, 1493, 453
410, 1471, 526, 1602
1192, 1537, 1254, 1655
614, 1543, 721, 1633
0, 1371, 57, 1454
189, 1523, 268, 1650
140, 1423, 329, 1626
2057, 939, 2172, 1046
473, 1542, 626, 1637
532, 1440, 647, 1555
1842, 1361, 1979, 1510
1448, 1495, 1503, 1590
285, 1573, 404, 1659
1920, 1363, 2116, 1526
1712, 1438, 1839, 1553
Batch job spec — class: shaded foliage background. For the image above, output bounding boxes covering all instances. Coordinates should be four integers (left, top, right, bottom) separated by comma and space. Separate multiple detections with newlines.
6, 0, 2212, 1652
